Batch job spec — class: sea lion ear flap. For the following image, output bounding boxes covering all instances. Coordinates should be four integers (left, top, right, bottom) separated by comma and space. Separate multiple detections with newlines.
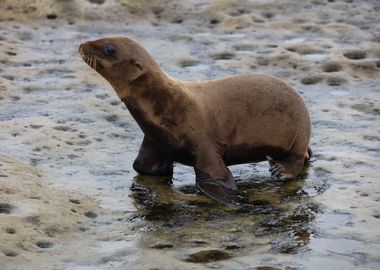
128, 59, 145, 83
130, 59, 143, 71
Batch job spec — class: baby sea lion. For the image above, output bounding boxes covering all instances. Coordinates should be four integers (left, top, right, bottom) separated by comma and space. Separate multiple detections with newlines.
79, 36, 312, 205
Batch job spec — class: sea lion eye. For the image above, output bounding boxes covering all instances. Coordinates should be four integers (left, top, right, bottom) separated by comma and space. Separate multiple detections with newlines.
104, 45, 116, 57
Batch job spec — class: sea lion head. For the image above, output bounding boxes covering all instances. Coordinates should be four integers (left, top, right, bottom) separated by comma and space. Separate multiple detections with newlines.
79, 36, 157, 91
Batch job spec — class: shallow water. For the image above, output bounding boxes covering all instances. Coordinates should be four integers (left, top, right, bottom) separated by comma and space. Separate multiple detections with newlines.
0, 0, 380, 269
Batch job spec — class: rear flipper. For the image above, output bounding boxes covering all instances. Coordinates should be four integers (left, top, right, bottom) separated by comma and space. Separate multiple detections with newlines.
304, 147, 313, 165
267, 154, 306, 180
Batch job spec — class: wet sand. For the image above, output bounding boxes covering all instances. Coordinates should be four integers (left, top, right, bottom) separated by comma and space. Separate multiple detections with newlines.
0, 0, 379, 269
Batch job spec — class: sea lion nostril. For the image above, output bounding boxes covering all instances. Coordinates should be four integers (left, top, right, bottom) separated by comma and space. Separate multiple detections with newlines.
79, 43, 86, 55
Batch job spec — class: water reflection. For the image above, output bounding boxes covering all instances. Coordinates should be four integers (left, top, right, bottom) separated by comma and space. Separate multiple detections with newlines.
130, 165, 324, 262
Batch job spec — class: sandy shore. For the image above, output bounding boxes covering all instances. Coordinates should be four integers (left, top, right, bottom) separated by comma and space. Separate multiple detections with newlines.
0, 0, 379, 269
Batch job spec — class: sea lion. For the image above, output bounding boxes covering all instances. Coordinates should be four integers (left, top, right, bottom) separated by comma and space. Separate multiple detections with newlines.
79, 36, 312, 205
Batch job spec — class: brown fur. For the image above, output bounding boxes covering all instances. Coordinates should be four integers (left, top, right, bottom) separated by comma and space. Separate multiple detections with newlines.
79, 36, 312, 205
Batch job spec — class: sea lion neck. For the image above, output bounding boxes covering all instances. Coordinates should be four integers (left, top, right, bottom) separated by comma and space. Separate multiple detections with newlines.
119, 67, 193, 122
121, 68, 193, 144
128, 67, 173, 92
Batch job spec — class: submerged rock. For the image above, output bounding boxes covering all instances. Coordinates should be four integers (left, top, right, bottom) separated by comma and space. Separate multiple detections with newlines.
185, 249, 231, 263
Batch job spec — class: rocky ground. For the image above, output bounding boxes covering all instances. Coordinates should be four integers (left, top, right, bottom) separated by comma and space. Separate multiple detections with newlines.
0, 0, 379, 269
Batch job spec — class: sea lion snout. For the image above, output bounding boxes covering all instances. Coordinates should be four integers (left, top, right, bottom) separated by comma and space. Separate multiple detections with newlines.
79, 42, 96, 58
79, 42, 98, 70
78, 42, 90, 55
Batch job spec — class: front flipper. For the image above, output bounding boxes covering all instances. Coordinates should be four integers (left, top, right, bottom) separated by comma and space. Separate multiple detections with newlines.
195, 169, 241, 206
133, 136, 174, 177
194, 146, 241, 206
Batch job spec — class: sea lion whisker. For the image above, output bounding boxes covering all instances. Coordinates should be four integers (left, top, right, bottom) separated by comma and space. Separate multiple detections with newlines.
92, 56, 96, 69
80, 49, 99, 70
